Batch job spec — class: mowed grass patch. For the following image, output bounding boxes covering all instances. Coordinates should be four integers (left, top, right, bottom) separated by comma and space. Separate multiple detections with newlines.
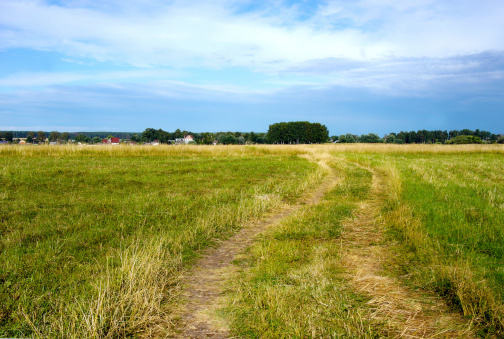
0, 150, 319, 338
346, 152, 504, 336
224, 158, 383, 338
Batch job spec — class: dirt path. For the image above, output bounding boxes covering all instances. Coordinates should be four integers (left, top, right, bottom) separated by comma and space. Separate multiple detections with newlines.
172, 156, 338, 338
341, 162, 475, 338
170, 157, 475, 338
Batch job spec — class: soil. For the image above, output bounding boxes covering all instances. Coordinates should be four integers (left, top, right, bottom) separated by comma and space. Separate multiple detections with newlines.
341, 162, 475, 338
171, 157, 337, 338
169, 157, 476, 338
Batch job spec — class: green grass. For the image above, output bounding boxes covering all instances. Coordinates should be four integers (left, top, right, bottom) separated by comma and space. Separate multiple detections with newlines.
224, 158, 382, 338
0, 150, 318, 338
346, 152, 504, 336
3, 144, 504, 337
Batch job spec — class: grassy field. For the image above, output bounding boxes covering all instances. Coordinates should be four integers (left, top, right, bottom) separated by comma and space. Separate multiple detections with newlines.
341, 147, 504, 337
224, 157, 383, 338
0, 145, 320, 338
1, 143, 504, 338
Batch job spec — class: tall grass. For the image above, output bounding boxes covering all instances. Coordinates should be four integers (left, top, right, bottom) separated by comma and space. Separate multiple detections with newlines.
224, 158, 383, 338
3, 144, 504, 337
347, 152, 504, 336
0, 147, 319, 338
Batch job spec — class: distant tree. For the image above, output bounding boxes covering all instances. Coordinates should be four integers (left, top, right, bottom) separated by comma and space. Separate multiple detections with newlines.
218, 134, 237, 145
26, 132, 34, 143
61, 132, 70, 142
385, 133, 396, 143
446, 135, 482, 144
359, 133, 382, 143
0, 131, 3, 140
75, 134, 88, 143
131, 134, 140, 142
173, 129, 184, 139
4, 131, 14, 143
497, 135, 504, 144
92, 136, 102, 144
248, 131, 257, 143
330, 135, 339, 142
141, 128, 157, 142
49, 131, 61, 142
201, 132, 214, 145
37, 131, 46, 144
339, 133, 356, 143
267, 121, 328, 144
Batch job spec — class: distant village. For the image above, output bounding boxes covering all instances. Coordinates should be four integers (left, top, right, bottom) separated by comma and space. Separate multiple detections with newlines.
1, 125, 503, 145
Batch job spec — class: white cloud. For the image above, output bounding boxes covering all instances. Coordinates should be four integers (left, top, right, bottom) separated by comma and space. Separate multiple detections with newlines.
2, 0, 502, 72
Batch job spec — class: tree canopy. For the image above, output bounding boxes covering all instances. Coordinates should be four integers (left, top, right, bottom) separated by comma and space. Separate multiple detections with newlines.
267, 121, 329, 144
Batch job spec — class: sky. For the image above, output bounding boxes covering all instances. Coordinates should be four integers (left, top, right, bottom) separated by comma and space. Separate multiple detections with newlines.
1, 0, 504, 136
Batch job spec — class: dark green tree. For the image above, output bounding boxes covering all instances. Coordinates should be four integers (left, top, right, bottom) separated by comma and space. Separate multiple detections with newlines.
446, 135, 482, 144
75, 134, 88, 143
267, 121, 328, 144
49, 131, 61, 142
338, 133, 356, 143
37, 131, 46, 144
218, 134, 237, 145
201, 133, 214, 145
359, 133, 382, 143
26, 132, 34, 143
4, 131, 14, 143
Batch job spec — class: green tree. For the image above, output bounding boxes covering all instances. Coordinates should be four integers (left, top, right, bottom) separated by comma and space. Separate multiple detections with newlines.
49, 131, 61, 142
4, 131, 14, 143
92, 136, 102, 144
131, 134, 140, 142
267, 121, 328, 144
218, 134, 237, 145
61, 132, 70, 142
201, 133, 214, 145
75, 134, 88, 143
446, 135, 483, 144
339, 133, 356, 143
37, 131, 46, 144
173, 129, 184, 139
359, 133, 382, 143
26, 132, 34, 143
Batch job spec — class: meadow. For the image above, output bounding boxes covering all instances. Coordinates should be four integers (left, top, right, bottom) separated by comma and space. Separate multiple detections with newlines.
1, 143, 504, 338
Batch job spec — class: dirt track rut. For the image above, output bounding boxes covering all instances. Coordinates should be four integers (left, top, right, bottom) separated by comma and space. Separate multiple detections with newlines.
173, 157, 336, 338
170, 157, 475, 338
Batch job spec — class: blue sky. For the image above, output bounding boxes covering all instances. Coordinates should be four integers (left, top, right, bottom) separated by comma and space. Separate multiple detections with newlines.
1, 0, 504, 135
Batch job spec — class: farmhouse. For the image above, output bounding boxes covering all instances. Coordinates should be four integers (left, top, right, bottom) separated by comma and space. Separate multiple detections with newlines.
184, 135, 194, 143
103, 137, 120, 144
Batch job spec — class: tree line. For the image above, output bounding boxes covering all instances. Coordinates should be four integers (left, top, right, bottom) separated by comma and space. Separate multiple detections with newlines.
333, 129, 503, 144
139, 128, 268, 144
2, 127, 503, 145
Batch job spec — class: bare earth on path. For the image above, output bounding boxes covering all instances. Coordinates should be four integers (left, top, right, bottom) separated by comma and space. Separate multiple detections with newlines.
169, 156, 476, 338
171, 156, 338, 338
341, 162, 476, 338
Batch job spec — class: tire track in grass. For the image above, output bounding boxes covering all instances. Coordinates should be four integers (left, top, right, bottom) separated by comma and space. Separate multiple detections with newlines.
342, 162, 476, 338
171, 156, 338, 338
